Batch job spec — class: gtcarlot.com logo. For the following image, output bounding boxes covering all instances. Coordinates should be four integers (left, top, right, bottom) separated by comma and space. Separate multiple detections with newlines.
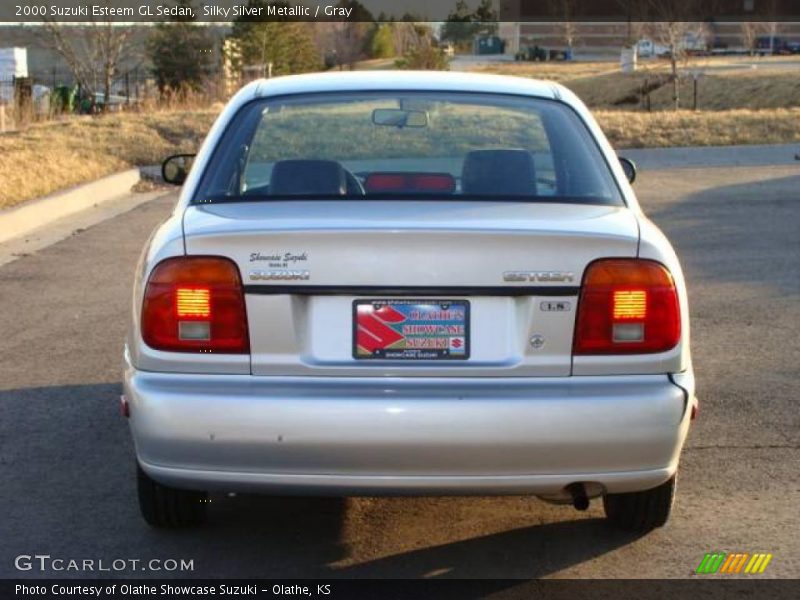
696, 552, 773, 574
15, 554, 194, 572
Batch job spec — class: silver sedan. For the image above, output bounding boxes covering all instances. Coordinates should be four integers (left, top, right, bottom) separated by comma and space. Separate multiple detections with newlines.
123, 71, 696, 531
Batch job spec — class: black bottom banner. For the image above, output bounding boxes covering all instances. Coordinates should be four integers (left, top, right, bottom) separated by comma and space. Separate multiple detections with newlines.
4, 579, 799, 600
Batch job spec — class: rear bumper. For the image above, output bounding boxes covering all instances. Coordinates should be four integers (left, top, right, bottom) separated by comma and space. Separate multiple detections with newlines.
124, 365, 693, 496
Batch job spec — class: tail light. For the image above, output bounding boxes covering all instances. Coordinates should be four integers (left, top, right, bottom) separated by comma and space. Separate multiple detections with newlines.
573, 258, 680, 354
364, 172, 456, 194
141, 257, 249, 353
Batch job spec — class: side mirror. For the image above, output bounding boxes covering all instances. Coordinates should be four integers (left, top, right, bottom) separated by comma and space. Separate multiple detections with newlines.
618, 156, 637, 184
162, 154, 196, 185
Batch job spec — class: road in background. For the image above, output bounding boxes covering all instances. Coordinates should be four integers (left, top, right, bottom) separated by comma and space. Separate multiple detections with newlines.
623, 143, 800, 170
0, 161, 798, 578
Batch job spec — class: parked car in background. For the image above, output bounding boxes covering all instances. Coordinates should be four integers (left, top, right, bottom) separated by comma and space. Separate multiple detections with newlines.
636, 38, 669, 58
124, 71, 697, 533
638, 34, 708, 58
756, 36, 800, 55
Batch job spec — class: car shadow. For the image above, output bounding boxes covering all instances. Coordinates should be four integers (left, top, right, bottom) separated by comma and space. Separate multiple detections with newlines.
636, 169, 800, 448
332, 517, 642, 579
640, 171, 800, 297
157, 492, 643, 579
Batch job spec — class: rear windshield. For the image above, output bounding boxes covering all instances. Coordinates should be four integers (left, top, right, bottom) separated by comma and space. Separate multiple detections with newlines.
193, 91, 623, 206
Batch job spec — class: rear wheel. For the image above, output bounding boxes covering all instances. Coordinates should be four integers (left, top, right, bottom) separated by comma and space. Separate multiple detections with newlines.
603, 474, 676, 531
137, 464, 208, 528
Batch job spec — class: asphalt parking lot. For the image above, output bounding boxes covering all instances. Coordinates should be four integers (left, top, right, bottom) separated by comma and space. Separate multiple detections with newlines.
0, 162, 798, 579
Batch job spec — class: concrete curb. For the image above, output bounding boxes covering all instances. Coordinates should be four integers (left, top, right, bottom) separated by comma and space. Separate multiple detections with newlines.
0, 168, 141, 245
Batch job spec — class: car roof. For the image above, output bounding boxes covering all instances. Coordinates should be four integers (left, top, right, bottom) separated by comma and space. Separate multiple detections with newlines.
255, 70, 560, 100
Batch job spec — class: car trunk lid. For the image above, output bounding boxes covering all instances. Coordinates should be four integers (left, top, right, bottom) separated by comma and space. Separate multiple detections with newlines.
183, 200, 639, 376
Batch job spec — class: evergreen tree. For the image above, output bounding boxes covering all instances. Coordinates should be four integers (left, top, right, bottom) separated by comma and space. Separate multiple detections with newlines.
370, 23, 396, 58
440, 0, 498, 46
440, 0, 476, 46
334, 0, 374, 22
473, 0, 498, 35
147, 0, 214, 95
228, 1, 321, 76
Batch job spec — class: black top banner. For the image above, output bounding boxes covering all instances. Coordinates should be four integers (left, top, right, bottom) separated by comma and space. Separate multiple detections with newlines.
1, 0, 799, 23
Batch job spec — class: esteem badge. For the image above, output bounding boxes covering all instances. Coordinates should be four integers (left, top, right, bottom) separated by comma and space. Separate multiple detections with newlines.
503, 271, 575, 283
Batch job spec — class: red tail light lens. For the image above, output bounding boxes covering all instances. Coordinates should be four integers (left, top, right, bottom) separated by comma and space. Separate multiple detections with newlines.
573, 259, 680, 354
364, 172, 456, 194
364, 173, 406, 192
412, 174, 456, 192
141, 257, 249, 353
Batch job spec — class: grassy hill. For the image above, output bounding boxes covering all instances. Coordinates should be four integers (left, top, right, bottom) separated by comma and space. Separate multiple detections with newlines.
469, 56, 800, 111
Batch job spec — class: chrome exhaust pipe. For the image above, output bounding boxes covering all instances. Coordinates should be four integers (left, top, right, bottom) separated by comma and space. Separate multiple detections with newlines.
566, 483, 589, 511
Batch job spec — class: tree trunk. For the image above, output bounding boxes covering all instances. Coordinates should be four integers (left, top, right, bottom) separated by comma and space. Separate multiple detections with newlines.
103, 68, 112, 114
671, 54, 679, 110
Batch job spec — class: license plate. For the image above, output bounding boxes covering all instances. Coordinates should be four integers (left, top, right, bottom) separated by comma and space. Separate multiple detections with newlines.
353, 299, 470, 360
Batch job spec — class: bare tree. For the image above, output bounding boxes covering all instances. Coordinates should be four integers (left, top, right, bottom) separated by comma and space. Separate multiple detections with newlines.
650, 21, 704, 109
327, 22, 370, 70
642, 0, 711, 110
740, 9, 781, 57
41, 5, 136, 112
549, 0, 579, 53
740, 22, 760, 55
759, 0, 780, 54
616, 0, 641, 45
391, 22, 420, 57
395, 23, 449, 70
760, 0, 781, 55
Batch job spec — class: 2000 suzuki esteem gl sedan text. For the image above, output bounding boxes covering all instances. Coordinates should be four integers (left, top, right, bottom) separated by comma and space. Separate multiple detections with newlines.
123, 71, 697, 531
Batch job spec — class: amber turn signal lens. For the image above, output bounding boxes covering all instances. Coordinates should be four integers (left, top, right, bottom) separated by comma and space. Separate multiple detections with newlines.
176, 287, 211, 318
612, 290, 647, 320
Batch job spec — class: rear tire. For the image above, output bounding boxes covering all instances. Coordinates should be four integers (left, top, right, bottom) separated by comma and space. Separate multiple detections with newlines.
137, 464, 208, 528
603, 474, 676, 532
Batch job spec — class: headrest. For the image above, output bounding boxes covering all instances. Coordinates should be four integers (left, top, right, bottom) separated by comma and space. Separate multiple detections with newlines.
270, 159, 347, 196
461, 149, 536, 196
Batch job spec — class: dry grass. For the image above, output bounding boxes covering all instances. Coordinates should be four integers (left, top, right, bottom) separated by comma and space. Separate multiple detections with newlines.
468, 61, 622, 83
472, 56, 800, 111
0, 109, 217, 209
645, 71, 800, 111
472, 58, 800, 148
569, 71, 661, 108
596, 108, 800, 148
471, 61, 677, 108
